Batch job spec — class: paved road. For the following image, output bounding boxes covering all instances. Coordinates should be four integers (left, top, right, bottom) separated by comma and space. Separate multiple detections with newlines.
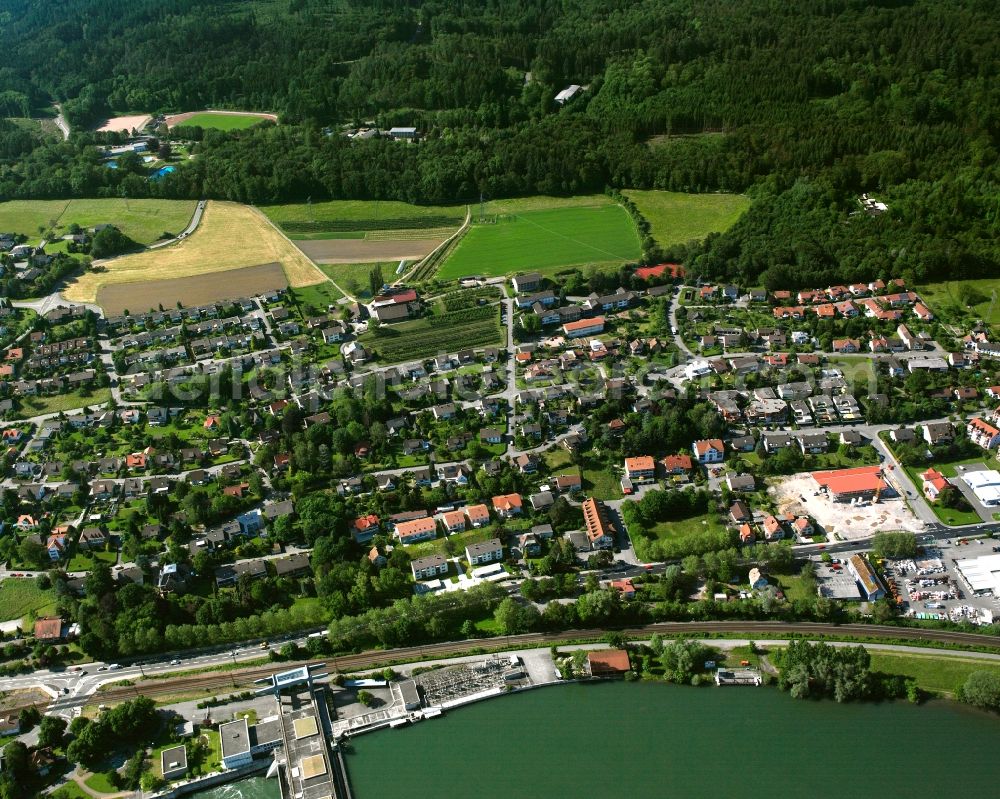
147, 199, 206, 250
53, 104, 70, 140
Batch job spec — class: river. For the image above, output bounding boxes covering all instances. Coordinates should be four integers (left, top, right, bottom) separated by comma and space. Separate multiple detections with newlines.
345, 682, 1000, 797
189, 777, 279, 799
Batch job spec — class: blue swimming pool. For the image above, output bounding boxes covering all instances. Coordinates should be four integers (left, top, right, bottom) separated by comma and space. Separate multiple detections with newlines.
150, 164, 176, 179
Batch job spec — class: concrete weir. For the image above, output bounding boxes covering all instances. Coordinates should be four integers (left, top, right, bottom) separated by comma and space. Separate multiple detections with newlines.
258, 665, 353, 799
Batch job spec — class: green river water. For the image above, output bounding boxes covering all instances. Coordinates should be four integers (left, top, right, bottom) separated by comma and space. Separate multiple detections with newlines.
343, 681, 1000, 798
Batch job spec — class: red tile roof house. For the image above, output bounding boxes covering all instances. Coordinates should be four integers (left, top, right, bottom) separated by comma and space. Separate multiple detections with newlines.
661, 454, 693, 475
624, 455, 656, 484
967, 418, 1000, 450
692, 438, 725, 464
395, 516, 438, 544
492, 493, 523, 518
610, 578, 637, 599
33, 617, 63, 641
351, 514, 380, 543
921, 468, 949, 502
586, 649, 631, 677
832, 338, 860, 353
466, 503, 491, 527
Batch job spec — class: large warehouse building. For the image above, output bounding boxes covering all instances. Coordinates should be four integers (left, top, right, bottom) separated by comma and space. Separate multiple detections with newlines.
955, 553, 1000, 595
960, 469, 1000, 507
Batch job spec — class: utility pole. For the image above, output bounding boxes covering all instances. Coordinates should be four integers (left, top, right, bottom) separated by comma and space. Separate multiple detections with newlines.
479, 192, 484, 222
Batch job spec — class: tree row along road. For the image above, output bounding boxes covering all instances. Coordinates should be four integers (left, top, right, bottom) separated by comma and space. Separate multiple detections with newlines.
75, 621, 1000, 707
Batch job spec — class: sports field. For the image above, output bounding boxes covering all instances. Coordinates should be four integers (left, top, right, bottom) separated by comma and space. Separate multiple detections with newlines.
623, 190, 750, 246
62, 201, 326, 305
0, 199, 196, 244
165, 110, 277, 130
437, 203, 641, 280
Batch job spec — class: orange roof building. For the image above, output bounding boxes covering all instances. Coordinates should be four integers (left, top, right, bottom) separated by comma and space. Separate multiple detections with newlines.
395, 517, 438, 543
33, 617, 62, 641
492, 493, 523, 516
466, 503, 491, 526
812, 465, 886, 502
624, 455, 655, 482
587, 649, 631, 677
442, 510, 467, 532
583, 497, 615, 549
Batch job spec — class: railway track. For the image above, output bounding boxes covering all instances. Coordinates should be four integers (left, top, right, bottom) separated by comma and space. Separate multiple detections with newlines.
90, 621, 1000, 705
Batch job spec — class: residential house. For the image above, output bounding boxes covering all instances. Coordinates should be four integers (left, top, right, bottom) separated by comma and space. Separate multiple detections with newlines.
922, 422, 954, 446
411, 555, 449, 581
582, 497, 615, 550
921, 468, 950, 502
466, 503, 491, 527
726, 474, 755, 493
492, 493, 523, 518
466, 539, 503, 566
624, 455, 656, 484
968, 418, 1000, 450
692, 438, 725, 464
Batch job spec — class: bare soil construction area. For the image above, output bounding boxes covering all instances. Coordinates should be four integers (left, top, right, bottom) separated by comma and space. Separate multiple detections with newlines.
97, 262, 287, 315
769, 472, 925, 541
96, 114, 152, 133
296, 237, 447, 264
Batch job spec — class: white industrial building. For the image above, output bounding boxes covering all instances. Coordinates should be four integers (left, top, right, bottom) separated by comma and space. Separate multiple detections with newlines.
955, 553, 1000, 595
960, 469, 1000, 506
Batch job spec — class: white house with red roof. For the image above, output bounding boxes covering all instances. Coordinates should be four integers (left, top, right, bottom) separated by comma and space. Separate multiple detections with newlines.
692, 439, 725, 464
968, 417, 1000, 450
921, 468, 949, 502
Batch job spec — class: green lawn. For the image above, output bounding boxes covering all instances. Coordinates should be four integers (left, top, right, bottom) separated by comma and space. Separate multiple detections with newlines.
774, 574, 816, 602
68, 548, 118, 572
0, 199, 196, 244
543, 448, 574, 471
919, 278, 1000, 325
16, 388, 112, 418
317, 262, 391, 298
50, 784, 91, 799
824, 355, 876, 386
622, 190, 750, 247
901, 463, 984, 526
180, 112, 271, 131
580, 457, 623, 500
644, 512, 726, 540
437, 203, 641, 280
84, 771, 118, 794
0, 579, 57, 622
260, 199, 464, 235
404, 527, 498, 559
869, 652, 1000, 696
290, 282, 344, 313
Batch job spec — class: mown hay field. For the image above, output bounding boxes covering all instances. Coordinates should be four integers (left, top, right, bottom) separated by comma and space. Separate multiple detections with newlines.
0, 198, 196, 244
622, 190, 750, 247
62, 201, 326, 304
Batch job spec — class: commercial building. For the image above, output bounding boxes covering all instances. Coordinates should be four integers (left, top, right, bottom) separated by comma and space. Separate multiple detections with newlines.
220, 717, 252, 769
848, 554, 885, 600
955, 553, 1000, 595
812, 465, 886, 503
961, 469, 1000, 507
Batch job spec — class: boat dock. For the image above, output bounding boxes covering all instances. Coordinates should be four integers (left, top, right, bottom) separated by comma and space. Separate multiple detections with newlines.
714, 668, 763, 686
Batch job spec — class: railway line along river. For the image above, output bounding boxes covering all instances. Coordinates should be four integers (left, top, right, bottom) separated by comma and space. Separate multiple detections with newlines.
342, 681, 1000, 797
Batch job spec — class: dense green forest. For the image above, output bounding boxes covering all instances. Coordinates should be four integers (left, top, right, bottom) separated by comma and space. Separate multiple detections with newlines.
0, 0, 997, 285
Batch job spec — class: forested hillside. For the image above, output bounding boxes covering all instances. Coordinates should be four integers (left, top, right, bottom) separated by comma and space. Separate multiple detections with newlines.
0, 0, 997, 285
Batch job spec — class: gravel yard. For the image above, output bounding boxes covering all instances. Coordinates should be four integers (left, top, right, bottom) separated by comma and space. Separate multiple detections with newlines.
769, 472, 924, 541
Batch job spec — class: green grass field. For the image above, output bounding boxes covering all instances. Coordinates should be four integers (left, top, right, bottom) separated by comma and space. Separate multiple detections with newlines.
869, 652, 1000, 696
15, 388, 112, 418
0, 199, 196, 244
919, 278, 1000, 325
290, 282, 344, 313
0, 579, 58, 622
181, 112, 270, 130
623, 190, 750, 247
260, 200, 465, 235
317, 262, 392, 298
438, 203, 641, 280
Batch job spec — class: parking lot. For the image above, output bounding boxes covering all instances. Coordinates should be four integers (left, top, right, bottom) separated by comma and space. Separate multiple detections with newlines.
885, 536, 1000, 625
